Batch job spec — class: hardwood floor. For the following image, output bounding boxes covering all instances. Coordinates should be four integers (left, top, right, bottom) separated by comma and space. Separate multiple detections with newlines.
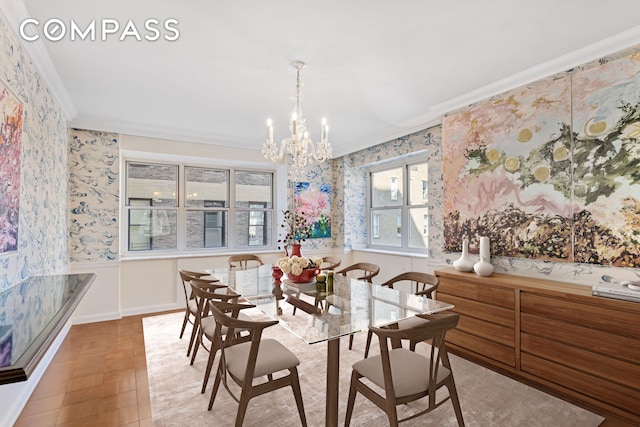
13, 311, 636, 427
14, 313, 158, 427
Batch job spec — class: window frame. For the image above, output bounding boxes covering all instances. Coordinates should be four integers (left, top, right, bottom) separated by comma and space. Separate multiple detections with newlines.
367, 156, 429, 253
121, 157, 278, 258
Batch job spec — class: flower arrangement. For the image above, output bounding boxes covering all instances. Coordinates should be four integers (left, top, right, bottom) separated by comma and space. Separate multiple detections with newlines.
279, 209, 312, 247
277, 255, 324, 276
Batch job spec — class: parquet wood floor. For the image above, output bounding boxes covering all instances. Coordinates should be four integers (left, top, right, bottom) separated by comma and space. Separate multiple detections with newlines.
13, 313, 161, 427
12, 310, 635, 427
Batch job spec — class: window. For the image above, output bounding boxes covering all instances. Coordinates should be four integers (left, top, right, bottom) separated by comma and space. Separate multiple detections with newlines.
390, 177, 398, 201
124, 161, 274, 254
369, 159, 429, 251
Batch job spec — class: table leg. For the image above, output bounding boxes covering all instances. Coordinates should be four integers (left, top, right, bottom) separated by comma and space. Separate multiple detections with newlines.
326, 338, 340, 427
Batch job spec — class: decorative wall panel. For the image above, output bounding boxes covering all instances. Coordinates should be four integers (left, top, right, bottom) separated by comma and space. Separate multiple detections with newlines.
443, 49, 640, 267
0, 15, 69, 292
68, 129, 119, 262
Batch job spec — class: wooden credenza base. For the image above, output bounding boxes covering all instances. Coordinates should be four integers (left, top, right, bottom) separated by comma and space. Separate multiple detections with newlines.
435, 268, 640, 426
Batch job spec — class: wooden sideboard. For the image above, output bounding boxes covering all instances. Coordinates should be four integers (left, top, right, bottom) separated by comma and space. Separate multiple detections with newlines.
434, 268, 640, 425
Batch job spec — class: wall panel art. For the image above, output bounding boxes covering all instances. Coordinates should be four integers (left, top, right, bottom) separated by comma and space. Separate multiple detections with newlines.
294, 181, 331, 238
443, 75, 573, 261
0, 82, 23, 255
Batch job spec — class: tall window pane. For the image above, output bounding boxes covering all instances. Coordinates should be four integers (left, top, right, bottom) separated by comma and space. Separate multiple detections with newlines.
185, 167, 228, 207
408, 207, 429, 249
371, 167, 403, 207
370, 209, 401, 247
125, 162, 178, 251
408, 163, 428, 204
126, 162, 178, 207
235, 171, 273, 247
186, 210, 227, 248
127, 208, 177, 251
369, 158, 429, 252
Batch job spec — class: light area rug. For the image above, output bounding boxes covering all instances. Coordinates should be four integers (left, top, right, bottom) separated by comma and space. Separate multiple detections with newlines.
143, 308, 604, 427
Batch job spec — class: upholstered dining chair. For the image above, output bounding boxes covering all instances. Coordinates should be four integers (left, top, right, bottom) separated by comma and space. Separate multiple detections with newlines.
336, 262, 380, 350
207, 302, 308, 427
321, 255, 341, 271
190, 280, 256, 394
344, 311, 465, 427
178, 270, 220, 357
364, 272, 440, 358
228, 254, 264, 269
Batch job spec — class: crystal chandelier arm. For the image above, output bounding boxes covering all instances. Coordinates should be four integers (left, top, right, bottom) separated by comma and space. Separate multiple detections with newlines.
262, 60, 333, 175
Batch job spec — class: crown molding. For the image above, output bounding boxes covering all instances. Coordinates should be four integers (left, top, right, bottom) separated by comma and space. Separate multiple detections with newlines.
70, 114, 254, 148
428, 25, 640, 118
0, 0, 77, 119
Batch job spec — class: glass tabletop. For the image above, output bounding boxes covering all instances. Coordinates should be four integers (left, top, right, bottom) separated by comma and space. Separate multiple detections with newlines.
206, 264, 454, 345
279, 275, 454, 344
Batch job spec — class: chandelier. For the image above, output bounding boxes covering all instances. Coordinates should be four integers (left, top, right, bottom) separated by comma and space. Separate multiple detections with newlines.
262, 60, 332, 179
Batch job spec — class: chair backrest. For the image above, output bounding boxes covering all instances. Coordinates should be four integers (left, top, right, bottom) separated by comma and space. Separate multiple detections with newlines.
321, 256, 341, 270
228, 254, 265, 269
371, 311, 460, 398
287, 295, 322, 315
381, 272, 439, 298
336, 262, 380, 283
208, 301, 279, 367
178, 269, 217, 302
190, 280, 241, 321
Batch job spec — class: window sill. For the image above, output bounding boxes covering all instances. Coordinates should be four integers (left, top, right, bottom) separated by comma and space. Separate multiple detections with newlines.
120, 249, 281, 262
351, 247, 429, 259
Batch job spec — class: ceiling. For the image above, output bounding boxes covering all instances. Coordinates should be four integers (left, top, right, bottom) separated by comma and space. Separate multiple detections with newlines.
7, 0, 640, 157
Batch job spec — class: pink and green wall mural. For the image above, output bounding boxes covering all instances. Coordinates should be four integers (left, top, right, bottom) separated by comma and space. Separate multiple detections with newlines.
294, 181, 331, 238
0, 83, 23, 255
443, 50, 640, 267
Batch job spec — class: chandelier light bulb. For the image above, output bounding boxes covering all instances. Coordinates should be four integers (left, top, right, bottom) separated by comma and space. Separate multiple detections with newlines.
262, 60, 333, 179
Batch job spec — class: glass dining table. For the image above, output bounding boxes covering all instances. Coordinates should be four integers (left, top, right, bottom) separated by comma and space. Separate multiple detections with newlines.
206, 264, 454, 427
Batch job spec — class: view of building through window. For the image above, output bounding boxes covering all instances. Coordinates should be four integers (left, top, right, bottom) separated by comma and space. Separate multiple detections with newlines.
369, 160, 428, 251
124, 162, 274, 253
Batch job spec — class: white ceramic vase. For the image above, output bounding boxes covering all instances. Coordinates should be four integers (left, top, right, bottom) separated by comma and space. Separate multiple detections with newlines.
473, 257, 494, 276
474, 236, 494, 276
453, 239, 475, 272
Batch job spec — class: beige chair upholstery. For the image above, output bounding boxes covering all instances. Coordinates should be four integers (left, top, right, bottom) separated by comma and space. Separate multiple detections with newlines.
190, 280, 253, 394
364, 272, 439, 358
345, 312, 464, 427
228, 254, 264, 269
207, 302, 308, 427
178, 270, 219, 357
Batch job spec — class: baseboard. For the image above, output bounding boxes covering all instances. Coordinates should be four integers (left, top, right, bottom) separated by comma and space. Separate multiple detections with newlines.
72, 311, 123, 325
120, 303, 181, 317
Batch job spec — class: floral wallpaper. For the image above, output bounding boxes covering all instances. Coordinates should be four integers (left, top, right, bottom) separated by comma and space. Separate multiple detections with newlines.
0, 14, 69, 293
68, 129, 119, 262
335, 127, 443, 257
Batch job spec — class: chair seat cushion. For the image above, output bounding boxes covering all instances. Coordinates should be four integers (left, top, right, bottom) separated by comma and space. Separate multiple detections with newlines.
188, 299, 198, 314
201, 311, 252, 339
225, 338, 300, 380
353, 348, 450, 397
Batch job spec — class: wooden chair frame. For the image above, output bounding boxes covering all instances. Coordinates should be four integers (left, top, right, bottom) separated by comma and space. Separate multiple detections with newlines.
228, 254, 265, 269
190, 280, 252, 394
178, 270, 219, 357
345, 312, 464, 426
321, 256, 341, 271
336, 262, 380, 349
364, 272, 439, 358
207, 302, 308, 427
